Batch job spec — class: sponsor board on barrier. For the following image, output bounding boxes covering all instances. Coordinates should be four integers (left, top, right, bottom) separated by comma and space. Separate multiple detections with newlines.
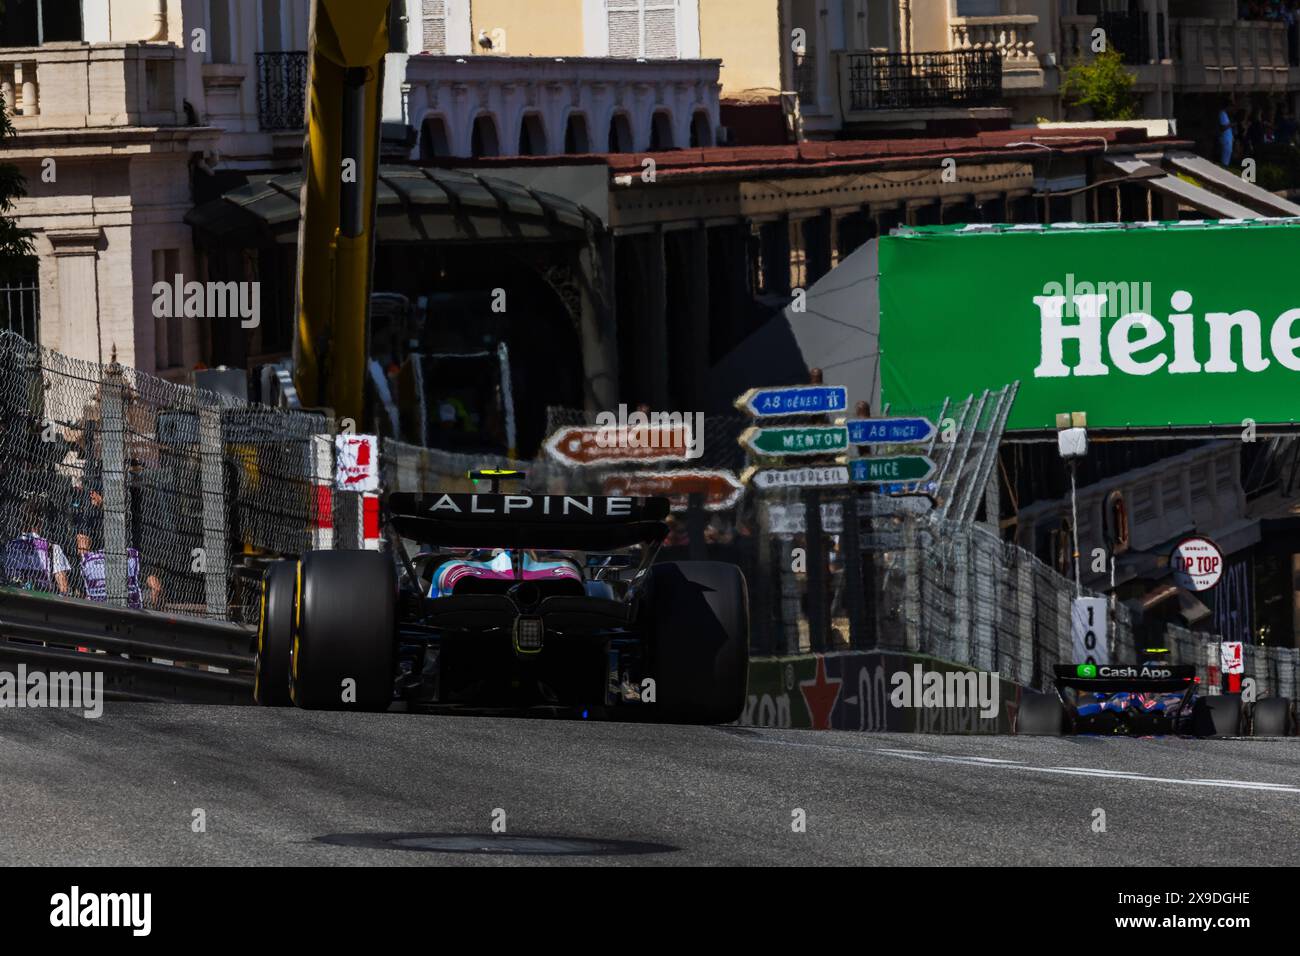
740, 651, 1019, 735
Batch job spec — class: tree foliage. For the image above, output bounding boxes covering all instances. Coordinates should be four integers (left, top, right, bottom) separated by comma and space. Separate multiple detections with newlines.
1060, 49, 1138, 121
0, 87, 35, 280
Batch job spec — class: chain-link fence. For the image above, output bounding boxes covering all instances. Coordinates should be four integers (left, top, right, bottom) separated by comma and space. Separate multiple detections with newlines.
0, 332, 334, 624
752, 489, 1300, 698
371, 402, 1300, 701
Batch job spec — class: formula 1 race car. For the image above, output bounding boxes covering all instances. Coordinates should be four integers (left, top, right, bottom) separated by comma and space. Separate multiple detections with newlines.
1017, 657, 1296, 737
252, 470, 749, 723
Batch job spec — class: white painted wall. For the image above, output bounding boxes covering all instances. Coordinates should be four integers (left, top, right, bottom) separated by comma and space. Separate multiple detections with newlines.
403, 55, 721, 156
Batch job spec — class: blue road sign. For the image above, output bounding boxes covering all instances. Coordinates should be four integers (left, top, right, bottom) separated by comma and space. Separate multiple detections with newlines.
846, 417, 935, 445
736, 385, 848, 418
879, 480, 940, 496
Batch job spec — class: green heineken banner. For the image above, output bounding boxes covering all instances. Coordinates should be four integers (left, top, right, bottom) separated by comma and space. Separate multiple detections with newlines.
879, 220, 1300, 431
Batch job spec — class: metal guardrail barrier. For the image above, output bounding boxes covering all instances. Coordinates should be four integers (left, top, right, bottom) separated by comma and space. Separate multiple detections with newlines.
0, 586, 254, 703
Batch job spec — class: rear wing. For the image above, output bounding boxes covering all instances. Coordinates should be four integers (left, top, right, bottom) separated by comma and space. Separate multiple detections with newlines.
387, 492, 670, 551
1055, 663, 1197, 693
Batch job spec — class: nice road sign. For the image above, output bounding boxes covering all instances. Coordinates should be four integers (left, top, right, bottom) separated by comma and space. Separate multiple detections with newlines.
847, 417, 935, 446
735, 385, 848, 418
740, 425, 848, 457
850, 455, 936, 484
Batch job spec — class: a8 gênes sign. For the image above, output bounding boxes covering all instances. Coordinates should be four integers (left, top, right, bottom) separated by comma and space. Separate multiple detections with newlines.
1169, 536, 1223, 592
879, 220, 1300, 431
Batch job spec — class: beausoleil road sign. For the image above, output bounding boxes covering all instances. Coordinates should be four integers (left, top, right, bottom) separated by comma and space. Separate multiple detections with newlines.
746, 465, 850, 489
850, 456, 936, 484
847, 417, 936, 445
735, 385, 848, 417
740, 425, 849, 457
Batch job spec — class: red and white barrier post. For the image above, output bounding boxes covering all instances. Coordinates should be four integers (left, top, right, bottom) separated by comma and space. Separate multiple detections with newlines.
1221, 641, 1244, 695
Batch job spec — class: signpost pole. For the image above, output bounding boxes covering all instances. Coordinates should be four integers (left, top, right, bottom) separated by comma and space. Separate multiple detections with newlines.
803, 371, 828, 653
687, 491, 707, 561
805, 486, 827, 653
1069, 461, 1082, 599
847, 399, 872, 649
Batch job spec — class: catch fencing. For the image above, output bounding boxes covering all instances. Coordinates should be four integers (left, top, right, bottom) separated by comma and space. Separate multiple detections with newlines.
389, 404, 1300, 699
4, 337, 1294, 705
0, 332, 335, 624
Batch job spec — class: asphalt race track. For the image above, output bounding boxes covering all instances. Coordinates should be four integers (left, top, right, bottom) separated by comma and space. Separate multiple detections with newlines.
0, 704, 1298, 865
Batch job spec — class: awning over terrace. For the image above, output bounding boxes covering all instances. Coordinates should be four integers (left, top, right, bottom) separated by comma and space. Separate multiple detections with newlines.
186, 165, 602, 247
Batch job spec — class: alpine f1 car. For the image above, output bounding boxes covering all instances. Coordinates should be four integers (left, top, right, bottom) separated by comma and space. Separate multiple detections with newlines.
252, 470, 749, 723
1017, 656, 1295, 737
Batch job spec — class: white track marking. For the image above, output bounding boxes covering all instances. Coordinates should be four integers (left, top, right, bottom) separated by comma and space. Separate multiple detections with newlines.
872, 748, 1300, 793
740, 735, 1300, 794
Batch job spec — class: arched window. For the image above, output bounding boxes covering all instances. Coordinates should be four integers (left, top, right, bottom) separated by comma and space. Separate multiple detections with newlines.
419, 115, 452, 159
649, 110, 673, 150
518, 113, 548, 156
608, 112, 634, 152
471, 114, 501, 158
689, 110, 712, 148
564, 113, 591, 154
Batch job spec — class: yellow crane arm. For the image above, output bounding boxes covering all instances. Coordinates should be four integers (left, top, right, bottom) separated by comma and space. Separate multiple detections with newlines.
292, 0, 391, 425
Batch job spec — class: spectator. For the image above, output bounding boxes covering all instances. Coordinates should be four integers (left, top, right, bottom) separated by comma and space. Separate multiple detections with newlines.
1278, 106, 1298, 146
75, 540, 150, 610
4, 496, 71, 596
1248, 110, 1267, 155
73, 487, 164, 609
1217, 101, 1235, 166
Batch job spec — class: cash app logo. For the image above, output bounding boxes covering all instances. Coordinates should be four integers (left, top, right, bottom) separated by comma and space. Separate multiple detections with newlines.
1076, 663, 1098, 678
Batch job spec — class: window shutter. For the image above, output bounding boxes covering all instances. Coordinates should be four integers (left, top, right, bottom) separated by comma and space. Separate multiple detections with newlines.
422, 0, 448, 53
606, 0, 679, 58
643, 0, 678, 58
607, 0, 641, 57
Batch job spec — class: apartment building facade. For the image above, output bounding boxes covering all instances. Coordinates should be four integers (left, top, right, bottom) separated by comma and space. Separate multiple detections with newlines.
5, 0, 1298, 385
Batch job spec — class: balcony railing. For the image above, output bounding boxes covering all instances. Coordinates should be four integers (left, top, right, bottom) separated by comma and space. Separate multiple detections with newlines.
844, 50, 1002, 111
1172, 19, 1292, 89
1097, 11, 1151, 64
949, 15, 1039, 70
256, 51, 307, 131
0, 43, 182, 127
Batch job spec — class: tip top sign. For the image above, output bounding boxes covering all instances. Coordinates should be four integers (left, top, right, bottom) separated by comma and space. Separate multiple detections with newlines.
1169, 536, 1223, 592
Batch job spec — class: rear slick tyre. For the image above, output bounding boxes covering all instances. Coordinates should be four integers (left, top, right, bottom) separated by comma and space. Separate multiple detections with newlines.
254, 560, 296, 707
644, 561, 749, 725
1252, 696, 1293, 736
291, 550, 396, 712
1016, 689, 1066, 736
